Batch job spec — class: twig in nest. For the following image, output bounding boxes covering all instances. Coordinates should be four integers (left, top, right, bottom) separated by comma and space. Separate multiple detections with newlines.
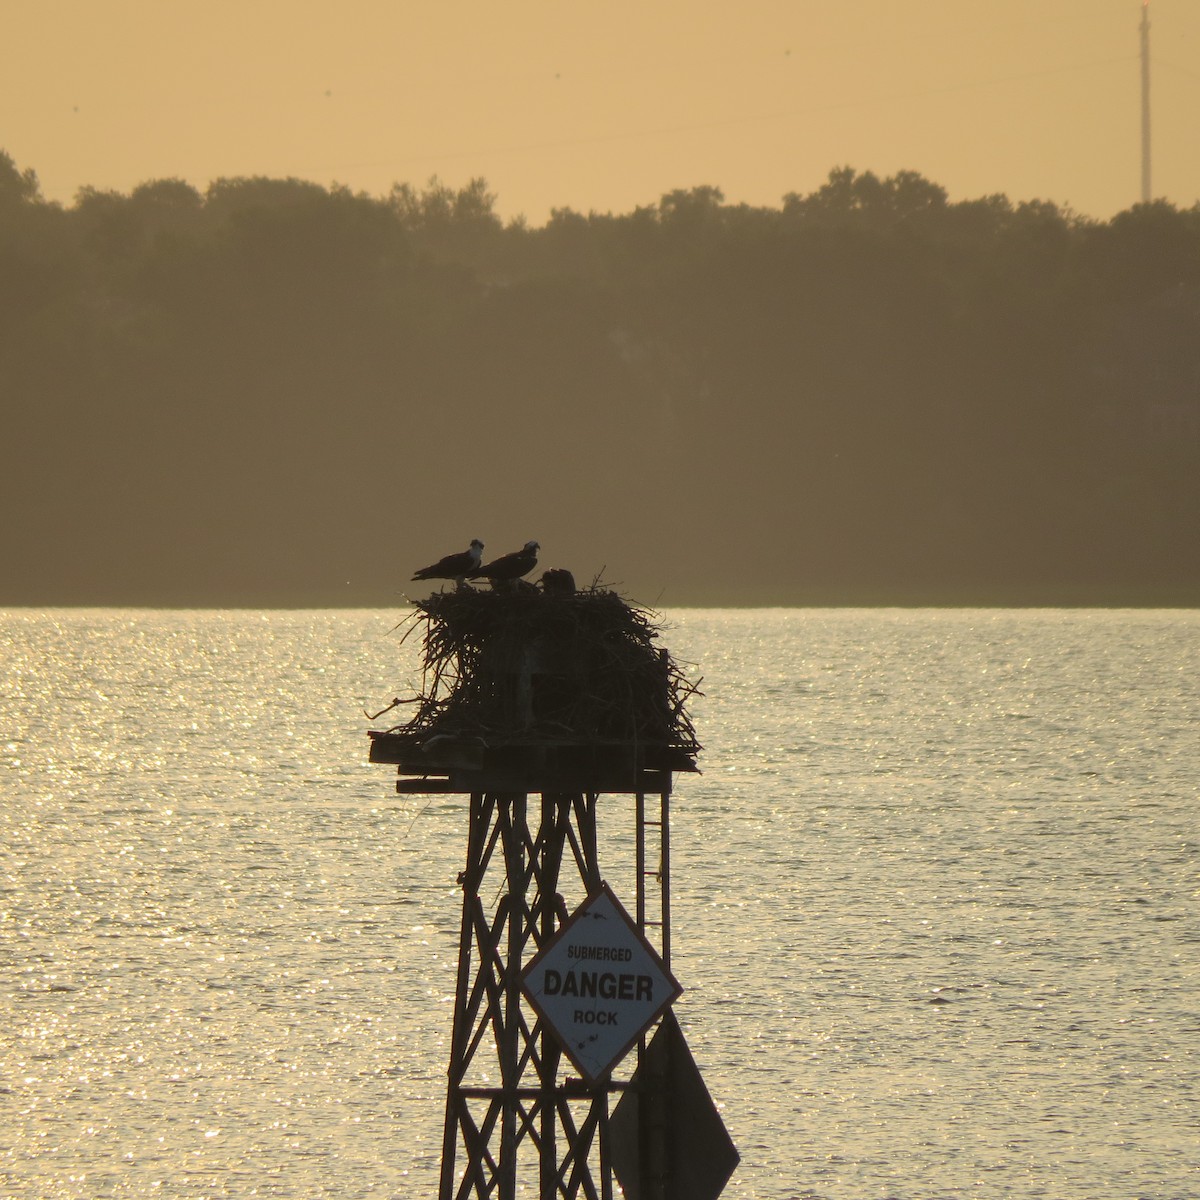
365, 696, 420, 721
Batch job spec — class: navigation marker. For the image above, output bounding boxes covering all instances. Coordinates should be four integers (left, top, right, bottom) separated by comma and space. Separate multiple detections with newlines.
522, 882, 682, 1084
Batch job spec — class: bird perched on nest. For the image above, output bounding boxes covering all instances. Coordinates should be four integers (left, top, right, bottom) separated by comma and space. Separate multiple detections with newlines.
472, 540, 540, 589
540, 568, 576, 596
412, 539, 484, 590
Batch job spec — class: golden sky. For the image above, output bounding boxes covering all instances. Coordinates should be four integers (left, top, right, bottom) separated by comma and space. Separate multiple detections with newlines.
4, 0, 1197, 222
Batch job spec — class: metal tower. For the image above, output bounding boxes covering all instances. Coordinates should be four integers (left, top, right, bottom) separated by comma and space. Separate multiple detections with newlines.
368, 586, 726, 1199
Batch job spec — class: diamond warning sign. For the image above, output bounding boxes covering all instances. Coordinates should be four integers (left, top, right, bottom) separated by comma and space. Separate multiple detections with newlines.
521, 883, 682, 1085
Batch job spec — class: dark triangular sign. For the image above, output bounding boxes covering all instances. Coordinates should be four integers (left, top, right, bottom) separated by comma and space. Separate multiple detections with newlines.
609, 1010, 739, 1200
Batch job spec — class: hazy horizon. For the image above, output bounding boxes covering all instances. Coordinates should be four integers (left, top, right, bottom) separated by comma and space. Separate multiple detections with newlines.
5, 1, 1198, 224
5, 2, 1200, 610
5, 162, 1200, 609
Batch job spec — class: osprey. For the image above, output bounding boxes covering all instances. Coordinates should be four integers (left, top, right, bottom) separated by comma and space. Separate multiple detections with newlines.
473, 540, 540, 583
412, 539, 484, 585
540, 568, 576, 596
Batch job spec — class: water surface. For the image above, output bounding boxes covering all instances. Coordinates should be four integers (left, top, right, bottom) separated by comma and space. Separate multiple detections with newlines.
3, 609, 1196, 1198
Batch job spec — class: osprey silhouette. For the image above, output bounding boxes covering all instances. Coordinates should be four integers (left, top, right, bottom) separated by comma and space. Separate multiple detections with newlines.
412, 539, 484, 585
472, 541, 540, 583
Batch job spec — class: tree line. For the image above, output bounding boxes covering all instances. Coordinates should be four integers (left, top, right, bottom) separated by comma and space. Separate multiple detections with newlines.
3, 151, 1198, 605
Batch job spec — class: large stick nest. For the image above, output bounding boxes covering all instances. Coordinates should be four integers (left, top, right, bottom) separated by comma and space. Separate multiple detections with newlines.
386, 584, 701, 753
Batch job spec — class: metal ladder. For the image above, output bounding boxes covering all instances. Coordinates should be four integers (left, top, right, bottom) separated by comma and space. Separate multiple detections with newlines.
634, 787, 672, 969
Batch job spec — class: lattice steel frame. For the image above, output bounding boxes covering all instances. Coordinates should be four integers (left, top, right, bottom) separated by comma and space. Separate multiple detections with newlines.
439, 790, 608, 1200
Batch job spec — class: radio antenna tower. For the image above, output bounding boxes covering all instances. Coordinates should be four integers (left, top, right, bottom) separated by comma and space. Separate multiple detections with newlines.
1141, 0, 1152, 202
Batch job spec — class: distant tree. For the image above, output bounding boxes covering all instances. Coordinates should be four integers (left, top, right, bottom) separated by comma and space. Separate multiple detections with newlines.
387, 175, 497, 227
3, 153, 1200, 604
130, 177, 204, 213
0, 152, 73, 360
0, 150, 43, 208
783, 167, 948, 225
1082, 199, 1200, 300
657, 185, 725, 225
204, 174, 334, 214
